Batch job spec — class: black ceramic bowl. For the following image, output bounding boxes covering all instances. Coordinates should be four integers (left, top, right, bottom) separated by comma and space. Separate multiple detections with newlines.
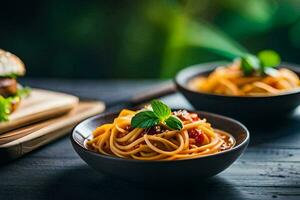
175, 61, 300, 120
71, 110, 249, 184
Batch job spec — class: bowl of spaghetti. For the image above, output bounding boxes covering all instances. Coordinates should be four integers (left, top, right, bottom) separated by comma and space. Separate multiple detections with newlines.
175, 61, 300, 119
71, 100, 249, 184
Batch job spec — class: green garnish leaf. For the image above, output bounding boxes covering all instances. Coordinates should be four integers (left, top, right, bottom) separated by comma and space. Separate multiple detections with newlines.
16, 87, 31, 98
0, 87, 31, 122
240, 54, 260, 76
258, 50, 281, 68
0, 73, 18, 79
131, 111, 160, 128
131, 100, 183, 131
165, 115, 183, 130
239, 49, 281, 76
0, 96, 12, 122
19, 87, 31, 96
151, 99, 171, 120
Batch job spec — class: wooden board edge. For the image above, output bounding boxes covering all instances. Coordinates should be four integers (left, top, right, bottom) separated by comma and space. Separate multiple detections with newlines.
0, 88, 80, 134
0, 101, 105, 164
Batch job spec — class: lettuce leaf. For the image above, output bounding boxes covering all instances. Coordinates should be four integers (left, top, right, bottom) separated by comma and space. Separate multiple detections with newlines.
16, 87, 31, 98
0, 87, 31, 122
0, 96, 13, 121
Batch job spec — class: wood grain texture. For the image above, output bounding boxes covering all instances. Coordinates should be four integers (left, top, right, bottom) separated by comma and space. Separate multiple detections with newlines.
0, 89, 79, 133
0, 101, 105, 163
0, 79, 299, 200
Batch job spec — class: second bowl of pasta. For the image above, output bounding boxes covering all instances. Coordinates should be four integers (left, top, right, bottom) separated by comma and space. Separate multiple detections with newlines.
175, 61, 300, 120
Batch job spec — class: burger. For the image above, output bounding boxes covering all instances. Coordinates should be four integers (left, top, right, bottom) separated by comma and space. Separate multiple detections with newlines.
0, 49, 30, 121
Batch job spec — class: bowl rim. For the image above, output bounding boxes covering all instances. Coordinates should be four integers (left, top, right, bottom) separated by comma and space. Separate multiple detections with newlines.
175, 61, 300, 99
71, 109, 250, 163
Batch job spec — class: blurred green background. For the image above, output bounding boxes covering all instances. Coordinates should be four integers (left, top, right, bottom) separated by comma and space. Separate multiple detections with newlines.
0, 0, 299, 79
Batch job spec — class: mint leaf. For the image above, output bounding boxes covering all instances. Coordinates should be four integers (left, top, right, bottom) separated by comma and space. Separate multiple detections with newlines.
131, 111, 160, 128
165, 116, 183, 130
258, 50, 281, 68
240, 57, 253, 76
151, 100, 171, 120
131, 100, 183, 131
240, 54, 260, 76
239, 50, 281, 76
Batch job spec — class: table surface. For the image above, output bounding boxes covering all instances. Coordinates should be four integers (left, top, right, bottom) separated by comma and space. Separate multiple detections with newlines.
0, 78, 299, 200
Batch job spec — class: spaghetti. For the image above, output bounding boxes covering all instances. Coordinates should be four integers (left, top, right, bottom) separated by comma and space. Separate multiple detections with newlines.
87, 109, 235, 161
188, 61, 300, 96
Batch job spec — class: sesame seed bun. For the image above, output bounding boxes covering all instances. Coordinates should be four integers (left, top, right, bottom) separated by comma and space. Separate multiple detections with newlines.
0, 49, 25, 77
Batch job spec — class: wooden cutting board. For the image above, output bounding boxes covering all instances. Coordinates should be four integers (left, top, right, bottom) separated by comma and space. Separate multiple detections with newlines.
0, 88, 79, 134
0, 101, 105, 163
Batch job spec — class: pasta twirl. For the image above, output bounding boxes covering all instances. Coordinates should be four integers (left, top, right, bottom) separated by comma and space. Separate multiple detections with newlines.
87, 109, 235, 161
188, 61, 300, 96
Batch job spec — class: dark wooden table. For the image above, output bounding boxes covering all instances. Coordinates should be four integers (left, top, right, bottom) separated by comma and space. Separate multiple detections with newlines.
0, 79, 299, 200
